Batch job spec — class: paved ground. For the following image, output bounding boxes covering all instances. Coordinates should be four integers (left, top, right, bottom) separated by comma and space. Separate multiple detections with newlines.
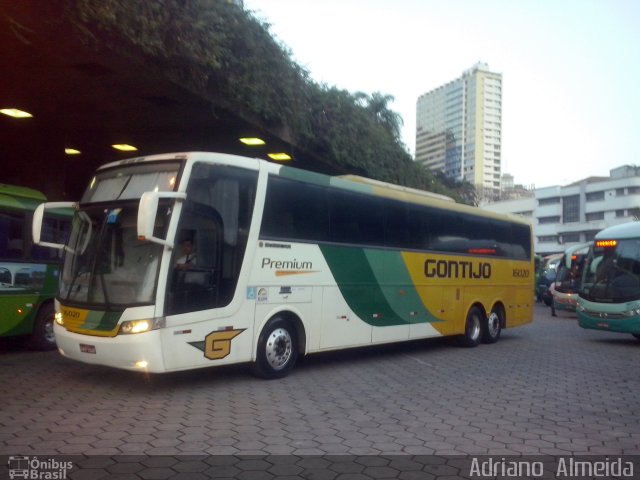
1, 304, 639, 478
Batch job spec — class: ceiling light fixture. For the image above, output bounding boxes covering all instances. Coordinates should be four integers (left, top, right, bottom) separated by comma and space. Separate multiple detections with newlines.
112, 144, 138, 152
0, 108, 33, 118
268, 153, 292, 161
239, 137, 266, 146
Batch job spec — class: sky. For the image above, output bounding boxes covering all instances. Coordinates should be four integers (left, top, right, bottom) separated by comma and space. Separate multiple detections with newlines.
243, 0, 640, 188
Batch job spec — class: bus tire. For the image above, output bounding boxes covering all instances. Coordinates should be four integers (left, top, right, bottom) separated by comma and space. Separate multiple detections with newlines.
482, 306, 503, 344
632, 334, 640, 341
251, 317, 298, 379
459, 306, 483, 348
29, 302, 57, 351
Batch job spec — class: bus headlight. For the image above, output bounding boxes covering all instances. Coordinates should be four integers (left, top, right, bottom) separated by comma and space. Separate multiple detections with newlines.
576, 303, 586, 312
622, 308, 640, 317
118, 317, 165, 335
55, 312, 64, 326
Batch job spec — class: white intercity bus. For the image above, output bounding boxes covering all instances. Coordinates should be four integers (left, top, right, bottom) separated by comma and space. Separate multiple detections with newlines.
34, 152, 534, 378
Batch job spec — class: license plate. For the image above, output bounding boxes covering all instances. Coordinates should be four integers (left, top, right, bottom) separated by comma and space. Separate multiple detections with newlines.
80, 344, 96, 354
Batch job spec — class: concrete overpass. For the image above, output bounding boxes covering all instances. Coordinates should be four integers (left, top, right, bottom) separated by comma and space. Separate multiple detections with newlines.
0, 4, 341, 200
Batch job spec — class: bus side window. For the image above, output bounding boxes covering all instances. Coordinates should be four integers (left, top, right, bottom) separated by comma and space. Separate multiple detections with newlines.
0, 267, 11, 284
0, 212, 25, 259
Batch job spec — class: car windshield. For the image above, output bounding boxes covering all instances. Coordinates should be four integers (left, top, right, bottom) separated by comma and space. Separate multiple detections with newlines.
59, 204, 168, 308
580, 239, 640, 303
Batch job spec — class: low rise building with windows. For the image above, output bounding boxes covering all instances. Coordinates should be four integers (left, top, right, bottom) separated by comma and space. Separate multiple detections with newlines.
481, 165, 640, 255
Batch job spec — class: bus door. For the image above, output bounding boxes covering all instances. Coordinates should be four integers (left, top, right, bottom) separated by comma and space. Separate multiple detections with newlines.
159, 163, 258, 370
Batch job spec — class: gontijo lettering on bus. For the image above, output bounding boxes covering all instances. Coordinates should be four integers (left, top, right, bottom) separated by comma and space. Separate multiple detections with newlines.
424, 259, 492, 279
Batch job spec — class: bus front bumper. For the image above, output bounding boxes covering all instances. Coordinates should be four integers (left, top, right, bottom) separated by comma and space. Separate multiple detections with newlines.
54, 323, 166, 372
576, 313, 640, 334
553, 293, 578, 312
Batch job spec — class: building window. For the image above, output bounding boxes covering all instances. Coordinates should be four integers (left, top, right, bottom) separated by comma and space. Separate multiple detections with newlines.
562, 195, 580, 223
538, 197, 560, 206
561, 233, 580, 243
585, 211, 604, 221
628, 186, 640, 194
538, 216, 560, 224
538, 235, 558, 243
616, 188, 625, 196
585, 191, 605, 202
584, 230, 599, 242
616, 209, 627, 218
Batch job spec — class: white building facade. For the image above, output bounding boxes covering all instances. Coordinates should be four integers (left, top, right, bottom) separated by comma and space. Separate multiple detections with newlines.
416, 62, 503, 200
481, 166, 640, 255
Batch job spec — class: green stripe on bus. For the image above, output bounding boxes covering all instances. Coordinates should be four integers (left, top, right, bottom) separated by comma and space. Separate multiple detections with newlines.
278, 166, 333, 186
363, 249, 441, 324
81, 310, 122, 331
278, 165, 371, 194
320, 245, 439, 327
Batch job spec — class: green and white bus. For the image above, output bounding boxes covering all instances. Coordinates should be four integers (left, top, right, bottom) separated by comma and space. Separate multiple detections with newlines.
34, 152, 534, 377
578, 222, 640, 339
1, 184, 69, 349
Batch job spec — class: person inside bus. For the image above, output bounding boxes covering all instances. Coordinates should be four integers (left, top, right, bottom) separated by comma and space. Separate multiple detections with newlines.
595, 252, 616, 284
175, 237, 197, 268
569, 257, 583, 290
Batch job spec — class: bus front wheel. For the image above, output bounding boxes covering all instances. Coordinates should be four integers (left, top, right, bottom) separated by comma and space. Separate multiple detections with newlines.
251, 317, 298, 379
29, 302, 57, 351
459, 306, 483, 348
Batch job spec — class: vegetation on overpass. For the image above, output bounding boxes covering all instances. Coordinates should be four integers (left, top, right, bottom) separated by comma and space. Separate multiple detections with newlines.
66, 0, 471, 203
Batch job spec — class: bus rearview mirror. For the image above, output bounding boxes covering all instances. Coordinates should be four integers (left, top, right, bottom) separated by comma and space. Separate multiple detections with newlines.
138, 191, 186, 248
32, 202, 76, 249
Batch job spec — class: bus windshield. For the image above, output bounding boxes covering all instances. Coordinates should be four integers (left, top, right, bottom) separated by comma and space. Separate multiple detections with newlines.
81, 162, 180, 203
554, 245, 588, 295
59, 204, 166, 308
580, 239, 640, 303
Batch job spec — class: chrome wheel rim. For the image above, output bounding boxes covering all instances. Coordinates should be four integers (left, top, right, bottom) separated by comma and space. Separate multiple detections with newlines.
44, 317, 56, 344
469, 313, 481, 341
265, 327, 292, 370
487, 312, 500, 338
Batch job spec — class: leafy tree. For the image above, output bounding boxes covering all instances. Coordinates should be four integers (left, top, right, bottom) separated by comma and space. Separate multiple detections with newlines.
434, 171, 479, 206
354, 92, 404, 142
60, 0, 467, 202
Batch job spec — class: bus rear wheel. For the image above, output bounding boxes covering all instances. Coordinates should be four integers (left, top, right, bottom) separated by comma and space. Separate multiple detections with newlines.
460, 306, 483, 347
251, 317, 298, 379
482, 307, 503, 344
29, 303, 57, 351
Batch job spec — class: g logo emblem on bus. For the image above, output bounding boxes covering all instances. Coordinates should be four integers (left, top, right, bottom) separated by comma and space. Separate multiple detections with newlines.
204, 329, 245, 359
188, 329, 245, 360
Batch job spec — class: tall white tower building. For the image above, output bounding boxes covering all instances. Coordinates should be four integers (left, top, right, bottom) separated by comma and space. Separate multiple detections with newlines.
416, 62, 502, 200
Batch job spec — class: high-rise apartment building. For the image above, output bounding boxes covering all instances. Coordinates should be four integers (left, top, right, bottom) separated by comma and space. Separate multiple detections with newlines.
416, 62, 502, 200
